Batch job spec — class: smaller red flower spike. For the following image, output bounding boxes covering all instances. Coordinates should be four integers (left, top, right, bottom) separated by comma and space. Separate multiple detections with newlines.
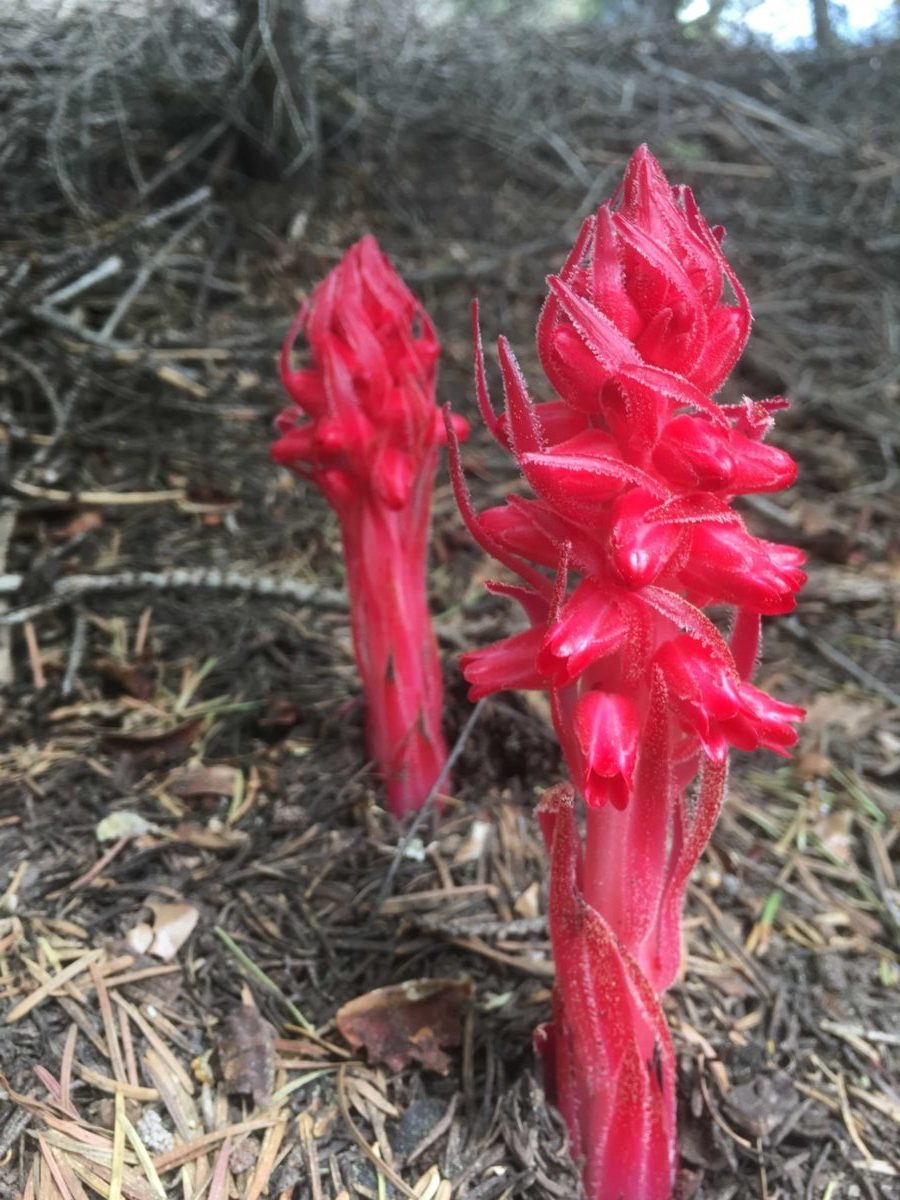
448, 146, 806, 1200
273, 236, 468, 816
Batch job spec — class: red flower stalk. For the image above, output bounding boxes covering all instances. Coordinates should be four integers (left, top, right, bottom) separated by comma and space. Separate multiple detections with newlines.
273, 235, 468, 816
446, 147, 804, 1198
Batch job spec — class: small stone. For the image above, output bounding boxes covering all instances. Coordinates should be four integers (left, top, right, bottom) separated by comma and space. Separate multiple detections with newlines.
136, 1109, 174, 1154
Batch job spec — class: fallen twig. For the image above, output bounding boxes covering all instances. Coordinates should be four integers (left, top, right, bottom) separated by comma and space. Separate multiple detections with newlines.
782, 616, 900, 708
366, 697, 487, 925
0, 568, 347, 626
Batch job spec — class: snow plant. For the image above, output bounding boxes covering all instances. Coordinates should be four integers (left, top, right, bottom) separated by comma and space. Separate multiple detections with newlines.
445, 147, 805, 1199
273, 235, 468, 817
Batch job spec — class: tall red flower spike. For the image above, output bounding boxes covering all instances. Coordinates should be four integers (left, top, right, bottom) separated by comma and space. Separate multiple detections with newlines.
446, 147, 804, 1198
273, 235, 468, 816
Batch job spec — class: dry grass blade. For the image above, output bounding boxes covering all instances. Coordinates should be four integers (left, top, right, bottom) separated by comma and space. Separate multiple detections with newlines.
151, 1118, 282, 1175
89, 961, 127, 1085
76, 1067, 158, 1102
245, 1115, 288, 1200
5, 949, 103, 1024
113, 998, 195, 1096
58, 1023, 78, 1113
336, 1064, 417, 1200
141, 1047, 200, 1143
206, 1138, 233, 1200
38, 1136, 80, 1200
109, 1092, 126, 1200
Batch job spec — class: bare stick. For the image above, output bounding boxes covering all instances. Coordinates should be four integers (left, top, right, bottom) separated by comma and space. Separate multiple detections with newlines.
782, 616, 900, 709
100, 225, 205, 342
367, 698, 488, 926
41, 255, 123, 308
0, 567, 347, 626
0, 504, 18, 684
61, 610, 88, 698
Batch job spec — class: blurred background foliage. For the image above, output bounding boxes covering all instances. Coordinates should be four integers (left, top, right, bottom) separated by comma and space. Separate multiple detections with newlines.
1, 0, 897, 419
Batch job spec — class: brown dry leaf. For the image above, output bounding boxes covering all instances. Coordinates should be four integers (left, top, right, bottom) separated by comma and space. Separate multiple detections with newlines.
145, 901, 199, 960
723, 1072, 798, 1138
101, 717, 204, 767
336, 978, 473, 1075
47, 508, 104, 544
812, 809, 855, 864
94, 656, 158, 700
169, 764, 240, 799
796, 748, 833, 781
257, 695, 303, 731
803, 693, 881, 740
220, 995, 277, 1106
513, 881, 541, 919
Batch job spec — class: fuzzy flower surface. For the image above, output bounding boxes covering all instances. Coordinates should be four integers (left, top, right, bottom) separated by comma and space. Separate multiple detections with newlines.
447, 147, 804, 1200
274, 235, 467, 816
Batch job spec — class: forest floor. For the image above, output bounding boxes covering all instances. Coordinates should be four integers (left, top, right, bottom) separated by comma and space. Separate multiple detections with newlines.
0, 7, 899, 1199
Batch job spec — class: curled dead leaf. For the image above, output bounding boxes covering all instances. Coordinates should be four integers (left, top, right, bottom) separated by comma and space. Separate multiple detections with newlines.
101, 717, 204, 767
126, 922, 154, 956
94, 655, 158, 700
145, 901, 199, 960
336, 978, 473, 1075
220, 999, 277, 1105
723, 1072, 797, 1138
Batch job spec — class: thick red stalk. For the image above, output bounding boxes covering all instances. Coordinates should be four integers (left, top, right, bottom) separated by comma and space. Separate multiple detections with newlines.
339, 473, 448, 817
537, 786, 676, 1200
272, 236, 468, 815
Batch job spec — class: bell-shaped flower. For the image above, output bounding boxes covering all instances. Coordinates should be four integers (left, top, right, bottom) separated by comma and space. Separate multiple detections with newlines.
656, 635, 802, 763
679, 523, 807, 614
460, 625, 546, 700
719, 681, 806, 756
608, 488, 685, 589
652, 412, 797, 494
654, 635, 741, 762
575, 691, 641, 810
478, 497, 573, 571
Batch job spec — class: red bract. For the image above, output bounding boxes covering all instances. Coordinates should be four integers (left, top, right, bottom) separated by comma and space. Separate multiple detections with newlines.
273, 235, 468, 816
448, 147, 804, 1199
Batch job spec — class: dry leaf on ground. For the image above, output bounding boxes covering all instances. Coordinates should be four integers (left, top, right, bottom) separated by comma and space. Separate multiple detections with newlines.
220, 993, 277, 1105
336, 978, 473, 1075
149, 900, 199, 959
